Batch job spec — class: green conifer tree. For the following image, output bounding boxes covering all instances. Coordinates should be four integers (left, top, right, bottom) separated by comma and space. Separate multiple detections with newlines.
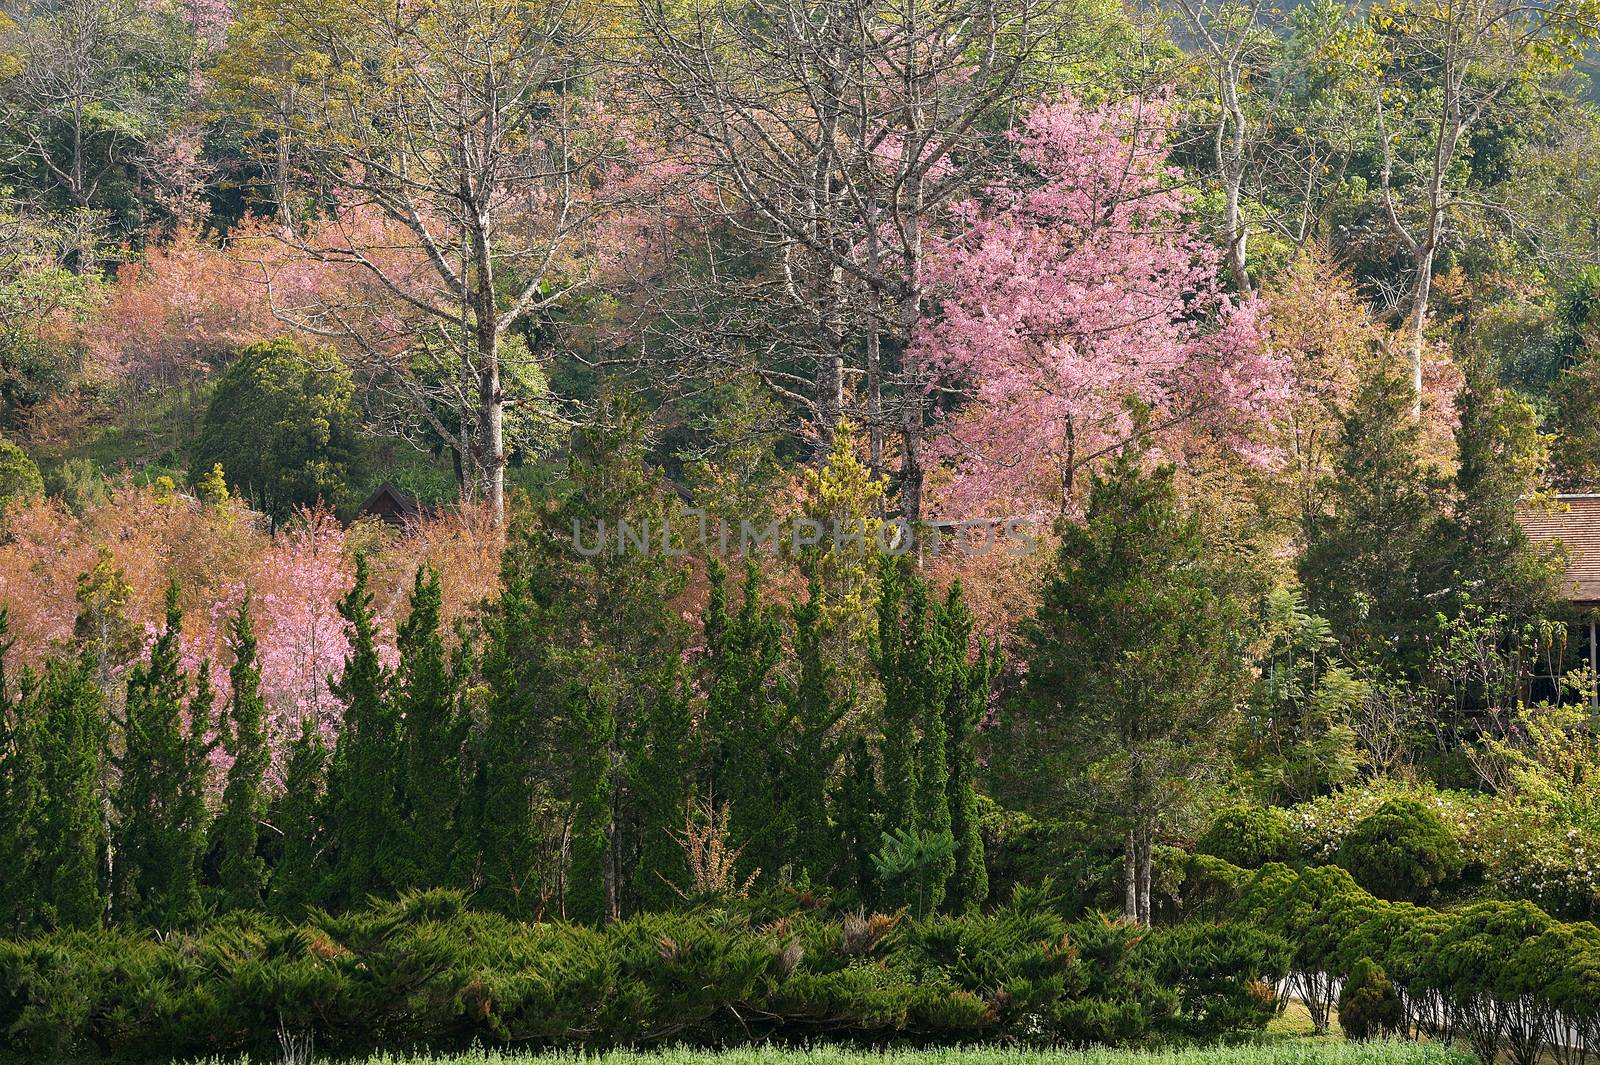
875, 559, 921, 839
394, 565, 467, 890
268, 715, 328, 917
788, 573, 849, 885
213, 595, 270, 910
0, 610, 44, 933
469, 558, 558, 917
324, 554, 401, 906
113, 582, 213, 927
939, 582, 998, 912
835, 735, 881, 905
702, 558, 789, 884
628, 669, 693, 910
35, 653, 107, 929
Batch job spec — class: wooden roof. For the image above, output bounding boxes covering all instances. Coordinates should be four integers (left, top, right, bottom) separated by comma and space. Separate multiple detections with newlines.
356, 482, 424, 525
1519, 495, 1600, 606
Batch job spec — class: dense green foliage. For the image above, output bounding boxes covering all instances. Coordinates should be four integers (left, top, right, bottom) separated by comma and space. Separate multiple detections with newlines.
1332, 800, 1464, 904
1188, 853, 1600, 1064
190, 339, 361, 521
0, 891, 1287, 1061
0, 436, 42, 514
1196, 806, 1295, 870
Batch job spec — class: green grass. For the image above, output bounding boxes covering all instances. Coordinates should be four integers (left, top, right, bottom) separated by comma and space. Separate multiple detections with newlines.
180, 1044, 1472, 1065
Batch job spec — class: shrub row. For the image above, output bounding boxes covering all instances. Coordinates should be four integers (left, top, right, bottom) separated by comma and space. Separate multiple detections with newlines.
1187, 855, 1600, 1065
0, 890, 1289, 1061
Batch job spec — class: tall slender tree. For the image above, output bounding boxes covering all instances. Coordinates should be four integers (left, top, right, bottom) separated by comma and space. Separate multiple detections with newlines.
112, 582, 213, 927
393, 565, 467, 890
268, 714, 328, 917
0, 609, 44, 933
213, 595, 271, 911
940, 583, 999, 912
1002, 443, 1251, 925
323, 554, 401, 906
34, 653, 107, 929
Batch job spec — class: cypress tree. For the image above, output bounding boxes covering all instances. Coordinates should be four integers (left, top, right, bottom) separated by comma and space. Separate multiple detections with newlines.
939, 582, 999, 912
702, 558, 788, 884
113, 582, 213, 927
394, 565, 466, 890
875, 559, 920, 838
789, 573, 849, 884
172, 662, 216, 922
268, 714, 328, 918
214, 595, 270, 910
628, 668, 693, 910
35, 653, 107, 929
835, 735, 881, 906
874, 558, 956, 910
0, 610, 44, 933
324, 553, 401, 906
913, 613, 953, 916
470, 558, 557, 918
566, 679, 615, 924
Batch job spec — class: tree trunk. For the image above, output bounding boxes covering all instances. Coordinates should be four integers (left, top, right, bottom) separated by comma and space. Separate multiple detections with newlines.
1136, 823, 1153, 926
1123, 829, 1138, 922
1406, 243, 1434, 417
479, 352, 505, 525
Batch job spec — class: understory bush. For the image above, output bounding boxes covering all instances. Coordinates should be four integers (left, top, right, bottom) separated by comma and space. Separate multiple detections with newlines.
1196, 806, 1295, 869
1332, 799, 1464, 903
1337, 958, 1402, 1040
0, 891, 1288, 1061
1186, 853, 1600, 1065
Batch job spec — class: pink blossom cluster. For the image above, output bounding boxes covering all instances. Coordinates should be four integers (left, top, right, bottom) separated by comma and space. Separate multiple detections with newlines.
917, 94, 1288, 518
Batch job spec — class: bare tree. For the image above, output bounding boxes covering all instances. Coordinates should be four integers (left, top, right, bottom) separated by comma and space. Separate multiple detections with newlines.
635, 0, 1068, 520
1359, 0, 1597, 410
1170, 0, 1364, 294
234, 0, 622, 523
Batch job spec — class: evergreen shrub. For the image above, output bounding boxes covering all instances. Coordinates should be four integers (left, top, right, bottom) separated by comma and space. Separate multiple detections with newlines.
0, 892, 1287, 1060
1197, 805, 1296, 869
1334, 799, 1463, 903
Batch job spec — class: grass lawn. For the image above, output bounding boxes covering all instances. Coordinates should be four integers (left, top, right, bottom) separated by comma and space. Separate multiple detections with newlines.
166, 1043, 1473, 1065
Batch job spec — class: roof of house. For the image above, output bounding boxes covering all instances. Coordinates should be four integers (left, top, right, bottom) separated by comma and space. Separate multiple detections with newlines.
1519, 494, 1600, 606
356, 482, 424, 524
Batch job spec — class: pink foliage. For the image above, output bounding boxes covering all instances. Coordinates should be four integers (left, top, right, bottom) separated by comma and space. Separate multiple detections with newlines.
246, 510, 357, 781
916, 94, 1287, 519
84, 223, 285, 385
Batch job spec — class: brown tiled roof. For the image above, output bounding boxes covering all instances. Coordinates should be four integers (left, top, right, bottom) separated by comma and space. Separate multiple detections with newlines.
1519, 495, 1600, 605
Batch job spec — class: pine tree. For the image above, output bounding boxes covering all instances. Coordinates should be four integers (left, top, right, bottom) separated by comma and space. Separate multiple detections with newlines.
1300, 373, 1445, 663
1446, 359, 1560, 620
394, 565, 466, 890
324, 553, 401, 906
268, 714, 328, 918
34, 653, 107, 929
0, 610, 44, 933
113, 582, 213, 927
1003, 443, 1250, 926
939, 583, 998, 912
213, 594, 270, 911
